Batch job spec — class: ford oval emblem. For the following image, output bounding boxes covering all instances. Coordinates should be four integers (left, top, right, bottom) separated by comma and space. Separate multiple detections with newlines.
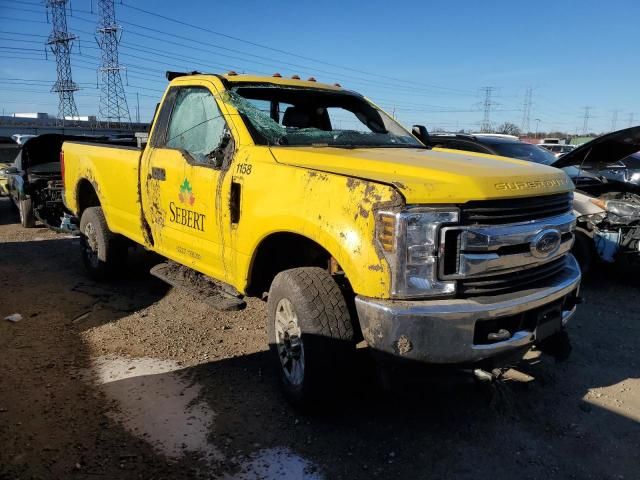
530, 229, 561, 258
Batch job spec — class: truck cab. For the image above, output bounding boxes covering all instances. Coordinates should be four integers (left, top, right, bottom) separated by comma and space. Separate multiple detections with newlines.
62, 72, 581, 406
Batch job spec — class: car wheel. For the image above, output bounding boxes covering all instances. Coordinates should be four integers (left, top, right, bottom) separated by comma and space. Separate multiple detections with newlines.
267, 267, 356, 408
79, 206, 127, 280
19, 198, 35, 228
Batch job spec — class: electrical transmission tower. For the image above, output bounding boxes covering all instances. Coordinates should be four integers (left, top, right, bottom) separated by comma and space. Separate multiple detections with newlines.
96, 0, 131, 127
611, 109, 619, 131
480, 87, 494, 133
46, 0, 80, 125
521, 87, 533, 134
582, 106, 592, 135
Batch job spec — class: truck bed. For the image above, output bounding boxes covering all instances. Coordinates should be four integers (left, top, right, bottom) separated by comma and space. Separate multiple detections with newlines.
63, 141, 147, 245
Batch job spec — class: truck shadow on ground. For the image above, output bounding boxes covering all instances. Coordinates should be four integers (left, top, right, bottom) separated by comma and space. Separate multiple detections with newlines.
0, 224, 638, 479
91, 285, 639, 480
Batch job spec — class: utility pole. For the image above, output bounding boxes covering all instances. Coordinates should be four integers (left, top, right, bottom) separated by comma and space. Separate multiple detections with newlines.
46, 0, 80, 126
136, 92, 140, 123
582, 106, 592, 135
480, 86, 494, 133
96, 0, 131, 127
534, 118, 541, 140
520, 86, 533, 134
611, 109, 619, 132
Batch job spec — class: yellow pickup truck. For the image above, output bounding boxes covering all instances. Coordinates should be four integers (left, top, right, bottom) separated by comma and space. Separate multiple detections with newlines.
62, 71, 581, 405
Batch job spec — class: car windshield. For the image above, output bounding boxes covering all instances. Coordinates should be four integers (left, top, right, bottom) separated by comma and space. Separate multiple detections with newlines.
224, 85, 423, 148
490, 142, 558, 165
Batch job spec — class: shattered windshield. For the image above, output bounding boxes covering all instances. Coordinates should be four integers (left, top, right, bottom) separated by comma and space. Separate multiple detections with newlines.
223, 85, 423, 148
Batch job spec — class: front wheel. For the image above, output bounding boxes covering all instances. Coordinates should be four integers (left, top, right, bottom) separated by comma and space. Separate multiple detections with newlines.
267, 267, 356, 408
79, 206, 127, 280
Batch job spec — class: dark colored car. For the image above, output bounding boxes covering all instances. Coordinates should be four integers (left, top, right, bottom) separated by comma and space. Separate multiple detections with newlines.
5, 134, 68, 227
427, 133, 610, 195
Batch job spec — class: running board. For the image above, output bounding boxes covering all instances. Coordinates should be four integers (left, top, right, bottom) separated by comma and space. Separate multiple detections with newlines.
150, 262, 246, 311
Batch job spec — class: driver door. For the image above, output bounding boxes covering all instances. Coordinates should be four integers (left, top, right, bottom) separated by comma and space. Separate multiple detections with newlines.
142, 84, 233, 280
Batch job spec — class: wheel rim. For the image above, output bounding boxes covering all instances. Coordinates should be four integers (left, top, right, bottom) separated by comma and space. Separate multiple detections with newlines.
274, 298, 305, 386
83, 222, 99, 268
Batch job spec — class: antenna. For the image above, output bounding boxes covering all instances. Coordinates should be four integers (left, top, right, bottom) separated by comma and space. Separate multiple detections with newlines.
46, 0, 80, 126
96, 0, 131, 127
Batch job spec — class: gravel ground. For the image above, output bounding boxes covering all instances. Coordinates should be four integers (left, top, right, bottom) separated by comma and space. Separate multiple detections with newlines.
0, 195, 638, 480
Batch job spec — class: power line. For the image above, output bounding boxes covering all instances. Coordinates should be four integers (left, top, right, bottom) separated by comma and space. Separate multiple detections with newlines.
479, 87, 495, 133
582, 106, 592, 135
521, 86, 533, 133
117, 2, 476, 95
46, 0, 80, 124
611, 109, 619, 132
96, 0, 131, 126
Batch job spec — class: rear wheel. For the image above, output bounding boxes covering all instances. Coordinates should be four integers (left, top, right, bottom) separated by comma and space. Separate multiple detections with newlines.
19, 197, 35, 228
267, 267, 356, 408
79, 206, 127, 280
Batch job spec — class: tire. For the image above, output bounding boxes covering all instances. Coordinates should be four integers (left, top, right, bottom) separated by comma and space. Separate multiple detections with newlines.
267, 267, 356, 408
572, 230, 594, 274
19, 197, 35, 228
79, 206, 127, 280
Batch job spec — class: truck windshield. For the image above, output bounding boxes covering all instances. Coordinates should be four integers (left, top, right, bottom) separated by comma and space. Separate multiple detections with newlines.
224, 85, 423, 148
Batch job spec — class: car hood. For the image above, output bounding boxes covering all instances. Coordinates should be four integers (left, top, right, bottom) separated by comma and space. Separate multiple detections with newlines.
269, 146, 573, 204
552, 126, 640, 169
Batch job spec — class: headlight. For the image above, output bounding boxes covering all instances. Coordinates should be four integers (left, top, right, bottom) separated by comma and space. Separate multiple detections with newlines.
376, 207, 458, 298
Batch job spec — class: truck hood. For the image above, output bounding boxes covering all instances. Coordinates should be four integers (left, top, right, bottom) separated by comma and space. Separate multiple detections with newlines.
552, 126, 640, 169
270, 146, 572, 204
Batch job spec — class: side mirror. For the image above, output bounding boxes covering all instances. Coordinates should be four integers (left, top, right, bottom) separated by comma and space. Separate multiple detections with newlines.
412, 125, 430, 146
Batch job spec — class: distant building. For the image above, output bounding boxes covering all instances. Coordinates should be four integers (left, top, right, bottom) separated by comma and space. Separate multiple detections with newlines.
13, 112, 52, 120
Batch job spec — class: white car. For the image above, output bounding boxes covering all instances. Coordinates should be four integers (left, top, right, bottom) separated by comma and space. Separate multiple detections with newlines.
539, 143, 576, 158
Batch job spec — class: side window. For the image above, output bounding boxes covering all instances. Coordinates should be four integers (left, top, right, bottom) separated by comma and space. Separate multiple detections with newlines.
165, 87, 227, 166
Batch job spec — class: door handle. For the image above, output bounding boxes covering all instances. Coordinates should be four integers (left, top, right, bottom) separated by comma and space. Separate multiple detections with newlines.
151, 167, 166, 181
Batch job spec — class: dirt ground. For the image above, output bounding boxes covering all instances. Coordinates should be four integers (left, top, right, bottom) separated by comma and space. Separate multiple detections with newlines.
0, 195, 638, 480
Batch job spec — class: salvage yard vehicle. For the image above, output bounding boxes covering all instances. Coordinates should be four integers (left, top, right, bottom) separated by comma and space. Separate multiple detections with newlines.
6, 134, 135, 228
62, 71, 581, 405
430, 127, 640, 271
0, 136, 19, 196
6, 134, 73, 228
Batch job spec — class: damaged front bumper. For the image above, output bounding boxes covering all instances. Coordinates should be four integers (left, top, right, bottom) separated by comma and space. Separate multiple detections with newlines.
355, 255, 581, 365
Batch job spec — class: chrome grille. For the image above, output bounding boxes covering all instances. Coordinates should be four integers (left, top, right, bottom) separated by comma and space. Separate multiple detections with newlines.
457, 256, 568, 298
460, 192, 573, 225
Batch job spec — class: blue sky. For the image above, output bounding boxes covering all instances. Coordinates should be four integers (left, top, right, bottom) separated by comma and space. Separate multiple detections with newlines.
0, 0, 638, 133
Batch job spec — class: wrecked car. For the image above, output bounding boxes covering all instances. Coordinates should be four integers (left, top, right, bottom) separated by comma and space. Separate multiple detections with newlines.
6, 134, 130, 228
6, 134, 69, 228
0, 136, 19, 196
61, 71, 580, 406
552, 127, 640, 270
